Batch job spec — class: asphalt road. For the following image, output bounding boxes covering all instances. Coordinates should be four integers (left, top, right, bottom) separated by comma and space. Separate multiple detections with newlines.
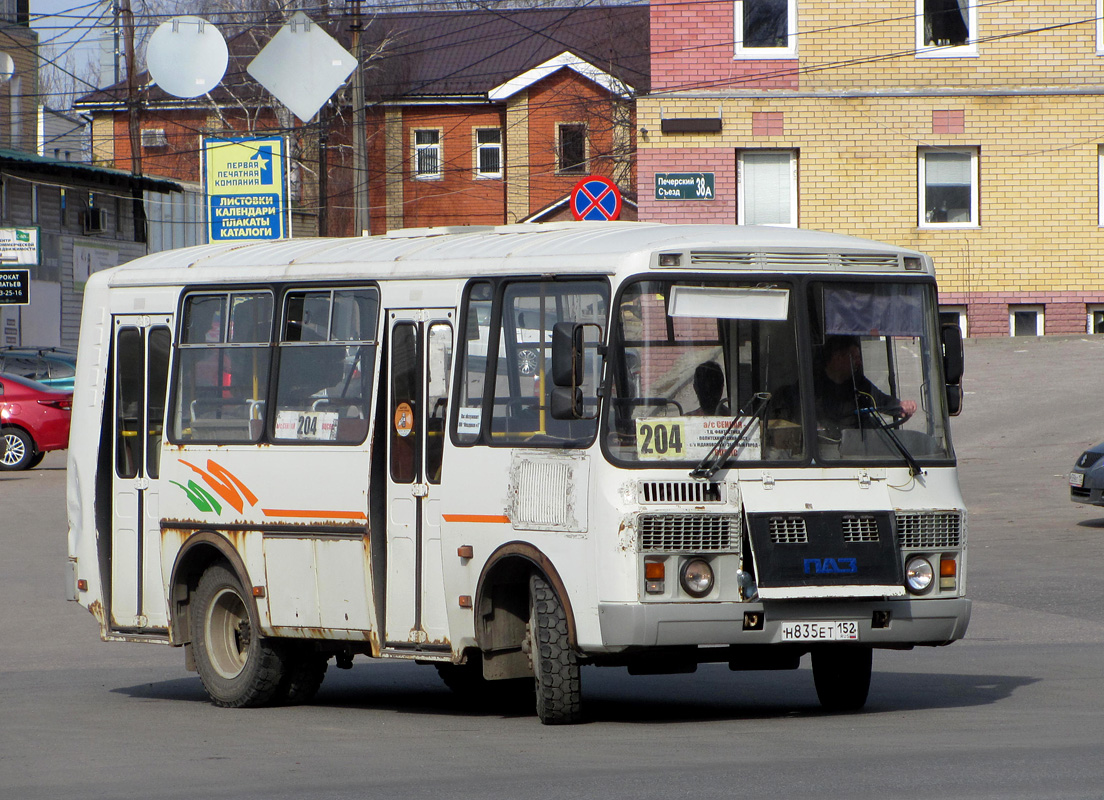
3, 335, 1104, 799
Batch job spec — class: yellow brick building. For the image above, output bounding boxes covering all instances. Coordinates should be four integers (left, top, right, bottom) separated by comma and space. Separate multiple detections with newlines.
641, 0, 1104, 336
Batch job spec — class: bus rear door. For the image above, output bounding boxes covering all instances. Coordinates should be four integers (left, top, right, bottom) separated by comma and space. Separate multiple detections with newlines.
384, 310, 453, 651
109, 315, 172, 632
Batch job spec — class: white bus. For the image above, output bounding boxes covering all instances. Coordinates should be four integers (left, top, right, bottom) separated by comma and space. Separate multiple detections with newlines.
66, 222, 969, 724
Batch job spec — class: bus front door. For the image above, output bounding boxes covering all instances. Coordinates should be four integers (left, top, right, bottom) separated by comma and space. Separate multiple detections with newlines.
384, 311, 454, 651
109, 316, 172, 632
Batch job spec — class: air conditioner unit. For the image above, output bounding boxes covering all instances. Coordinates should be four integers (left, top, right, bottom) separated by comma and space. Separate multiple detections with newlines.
83, 207, 106, 234
141, 128, 168, 148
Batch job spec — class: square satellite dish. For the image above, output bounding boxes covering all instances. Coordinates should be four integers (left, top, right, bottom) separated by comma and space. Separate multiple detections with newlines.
146, 17, 228, 99
247, 11, 358, 123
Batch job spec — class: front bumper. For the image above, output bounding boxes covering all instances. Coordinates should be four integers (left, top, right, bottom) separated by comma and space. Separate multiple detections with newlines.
597, 597, 971, 650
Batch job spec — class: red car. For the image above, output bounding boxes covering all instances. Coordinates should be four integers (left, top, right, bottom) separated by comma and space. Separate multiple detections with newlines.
0, 373, 73, 470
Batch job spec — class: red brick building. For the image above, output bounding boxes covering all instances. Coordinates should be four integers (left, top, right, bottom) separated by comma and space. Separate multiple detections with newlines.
76, 7, 649, 237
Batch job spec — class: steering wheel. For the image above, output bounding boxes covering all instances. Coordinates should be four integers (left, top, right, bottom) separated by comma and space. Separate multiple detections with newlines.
857, 405, 909, 430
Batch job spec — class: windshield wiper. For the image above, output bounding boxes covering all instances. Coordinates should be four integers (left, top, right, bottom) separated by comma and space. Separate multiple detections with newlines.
855, 406, 923, 477
690, 392, 772, 479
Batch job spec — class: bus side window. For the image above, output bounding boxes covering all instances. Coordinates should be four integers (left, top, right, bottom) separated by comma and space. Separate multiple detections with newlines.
425, 322, 452, 483
171, 291, 273, 442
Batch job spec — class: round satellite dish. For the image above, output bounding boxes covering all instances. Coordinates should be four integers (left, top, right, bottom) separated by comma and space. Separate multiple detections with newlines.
146, 16, 228, 98
0, 52, 14, 84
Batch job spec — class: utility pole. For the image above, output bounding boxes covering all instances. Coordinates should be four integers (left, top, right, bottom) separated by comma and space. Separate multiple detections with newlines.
120, 0, 146, 242
350, 0, 369, 235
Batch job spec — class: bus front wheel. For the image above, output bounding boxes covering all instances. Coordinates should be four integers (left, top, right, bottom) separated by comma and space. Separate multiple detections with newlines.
811, 645, 872, 712
191, 564, 287, 708
528, 573, 582, 724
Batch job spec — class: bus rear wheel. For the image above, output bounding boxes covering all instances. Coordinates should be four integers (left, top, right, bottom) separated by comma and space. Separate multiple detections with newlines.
811, 645, 872, 712
275, 646, 329, 704
529, 573, 582, 725
191, 564, 287, 708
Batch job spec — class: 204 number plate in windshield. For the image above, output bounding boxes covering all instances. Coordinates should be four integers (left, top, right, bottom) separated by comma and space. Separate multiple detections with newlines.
780, 621, 859, 642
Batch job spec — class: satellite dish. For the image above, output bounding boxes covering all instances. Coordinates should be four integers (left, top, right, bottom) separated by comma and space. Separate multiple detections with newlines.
0, 52, 14, 84
146, 16, 228, 98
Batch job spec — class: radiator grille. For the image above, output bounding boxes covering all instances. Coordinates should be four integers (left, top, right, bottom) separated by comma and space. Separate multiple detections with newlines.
639, 481, 724, 504
842, 514, 880, 543
896, 511, 963, 549
768, 515, 808, 544
638, 514, 739, 552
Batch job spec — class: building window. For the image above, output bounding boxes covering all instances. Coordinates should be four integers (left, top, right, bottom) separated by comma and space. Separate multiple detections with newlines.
475, 128, 502, 178
919, 147, 978, 227
1088, 305, 1104, 334
737, 149, 797, 226
1010, 305, 1043, 337
1097, 146, 1104, 226
558, 124, 587, 175
734, 0, 797, 58
940, 306, 967, 338
414, 129, 442, 179
1099, 0, 1104, 54
917, 0, 976, 57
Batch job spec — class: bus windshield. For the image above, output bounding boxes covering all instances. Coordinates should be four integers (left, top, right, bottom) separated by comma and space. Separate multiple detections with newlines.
604, 278, 952, 468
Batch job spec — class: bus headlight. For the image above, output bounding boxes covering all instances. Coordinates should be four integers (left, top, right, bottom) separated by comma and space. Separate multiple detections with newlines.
680, 558, 714, 598
905, 557, 934, 594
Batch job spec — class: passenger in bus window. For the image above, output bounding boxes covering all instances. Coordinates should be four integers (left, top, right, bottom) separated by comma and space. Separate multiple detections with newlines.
815, 335, 916, 434
689, 361, 729, 415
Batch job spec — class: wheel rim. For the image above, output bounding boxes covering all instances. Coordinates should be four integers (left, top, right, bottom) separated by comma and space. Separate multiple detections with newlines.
2, 434, 25, 466
205, 586, 251, 680
517, 349, 539, 376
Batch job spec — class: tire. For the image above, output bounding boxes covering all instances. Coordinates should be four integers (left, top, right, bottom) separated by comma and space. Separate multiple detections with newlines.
26, 452, 46, 469
190, 564, 287, 708
0, 427, 35, 471
811, 645, 872, 712
274, 647, 328, 704
529, 573, 582, 724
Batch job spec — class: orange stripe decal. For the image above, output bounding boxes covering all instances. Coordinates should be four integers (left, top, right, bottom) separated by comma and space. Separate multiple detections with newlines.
442, 514, 511, 524
262, 509, 368, 520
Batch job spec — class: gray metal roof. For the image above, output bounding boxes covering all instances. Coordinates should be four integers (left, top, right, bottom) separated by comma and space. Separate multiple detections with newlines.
0, 149, 183, 193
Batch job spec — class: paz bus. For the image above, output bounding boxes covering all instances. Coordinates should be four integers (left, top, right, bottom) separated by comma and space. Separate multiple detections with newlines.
65, 222, 969, 724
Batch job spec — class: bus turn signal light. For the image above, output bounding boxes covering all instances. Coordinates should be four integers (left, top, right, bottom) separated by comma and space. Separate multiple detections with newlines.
645, 561, 665, 594
939, 557, 957, 591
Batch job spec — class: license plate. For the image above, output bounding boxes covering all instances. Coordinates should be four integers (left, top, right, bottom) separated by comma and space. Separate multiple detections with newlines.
780, 620, 860, 642
1070, 472, 1085, 488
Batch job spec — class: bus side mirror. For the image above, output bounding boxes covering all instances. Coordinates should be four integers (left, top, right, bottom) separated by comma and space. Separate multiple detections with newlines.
941, 323, 964, 384
550, 321, 601, 420
550, 386, 583, 419
941, 323, 964, 416
552, 322, 583, 387
946, 384, 963, 416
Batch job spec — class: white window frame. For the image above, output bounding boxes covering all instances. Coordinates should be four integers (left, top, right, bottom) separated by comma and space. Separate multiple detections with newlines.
939, 305, 968, 338
474, 128, 503, 179
918, 147, 979, 228
734, 0, 797, 59
557, 123, 588, 176
413, 129, 442, 180
1088, 305, 1104, 334
916, 0, 977, 58
737, 149, 798, 227
1010, 305, 1044, 337
1097, 146, 1104, 226
1098, 0, 1104, 55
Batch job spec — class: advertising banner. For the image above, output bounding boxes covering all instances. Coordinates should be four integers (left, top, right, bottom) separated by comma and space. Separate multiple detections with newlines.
204, 137, 288, 241
0, 227, 40, 265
